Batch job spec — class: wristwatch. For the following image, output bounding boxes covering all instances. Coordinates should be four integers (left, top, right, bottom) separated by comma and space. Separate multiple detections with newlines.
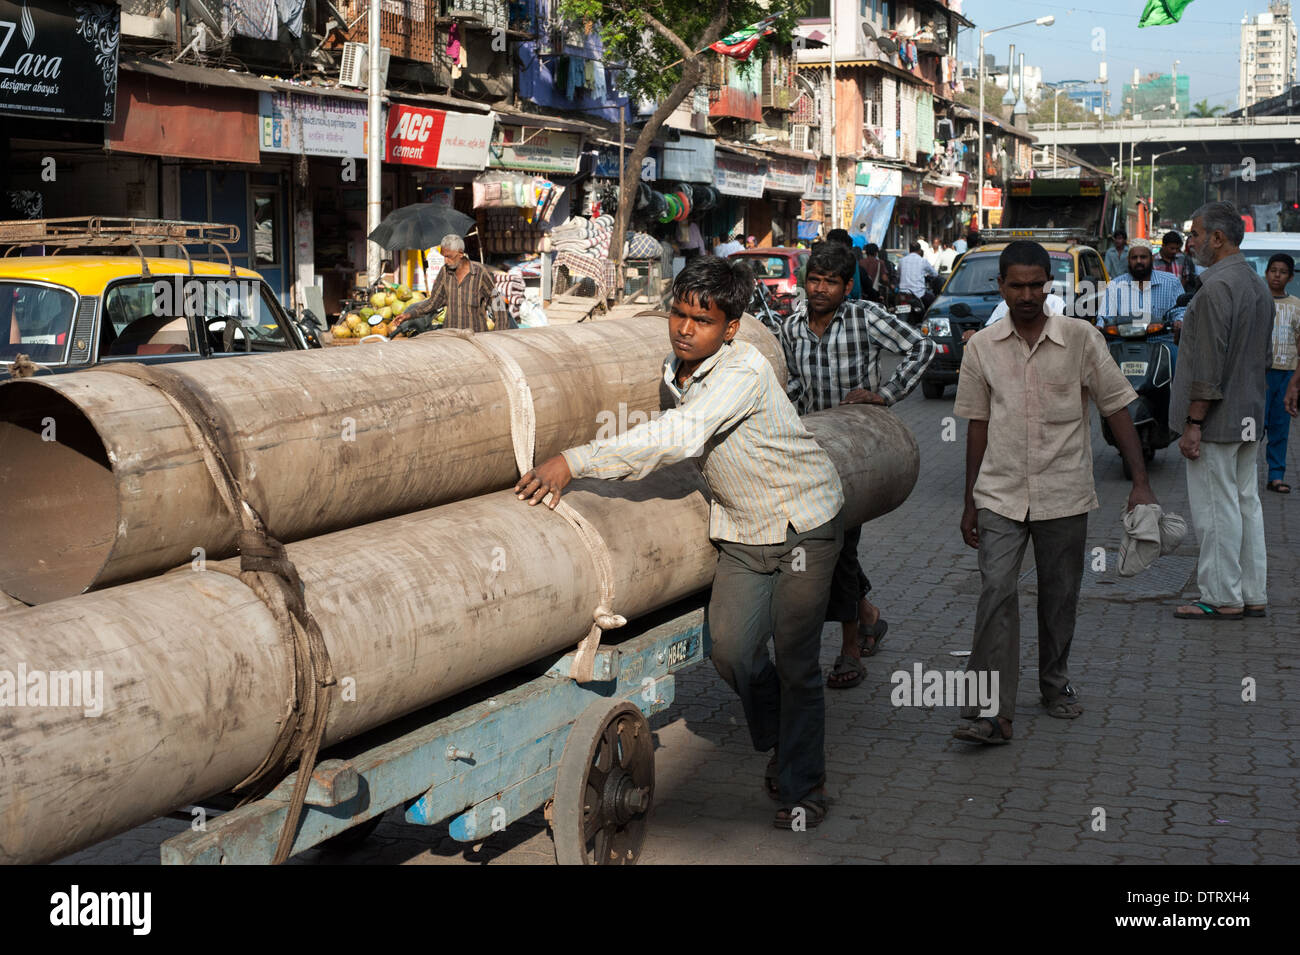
1185, 416, 1205, 427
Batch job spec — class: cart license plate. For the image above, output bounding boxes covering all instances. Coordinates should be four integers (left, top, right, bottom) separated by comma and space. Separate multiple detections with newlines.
1121, 361, 1148, 377
665, 637, 691, 669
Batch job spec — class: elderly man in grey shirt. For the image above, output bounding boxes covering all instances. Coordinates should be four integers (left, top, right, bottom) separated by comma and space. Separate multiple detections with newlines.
1169, 202, 1274, 620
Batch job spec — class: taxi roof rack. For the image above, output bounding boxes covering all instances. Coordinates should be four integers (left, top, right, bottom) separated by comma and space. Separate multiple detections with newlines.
0, 217, 241, 277
979, 228, 1094, 245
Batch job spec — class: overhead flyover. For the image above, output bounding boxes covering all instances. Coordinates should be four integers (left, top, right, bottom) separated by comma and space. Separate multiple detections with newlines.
1030, 116, 1300, 167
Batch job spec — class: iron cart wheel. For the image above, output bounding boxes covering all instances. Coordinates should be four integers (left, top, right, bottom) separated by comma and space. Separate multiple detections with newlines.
552, 699, 654, 865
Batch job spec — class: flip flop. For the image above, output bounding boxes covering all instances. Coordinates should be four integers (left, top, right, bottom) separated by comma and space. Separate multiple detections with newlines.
1266, 481, 1291, 493
859, 616, 889, 656
827, 653, 865, 689
1043, 695, 1084, 719
1174, 602, 1244, 620
951, 716, 1011, 745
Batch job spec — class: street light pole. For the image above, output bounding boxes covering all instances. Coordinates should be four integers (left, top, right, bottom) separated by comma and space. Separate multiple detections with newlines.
829, 1, 838, 230
366, 0, 382, 284
977, 16, 1054, 232
1150, 146, 1187, 224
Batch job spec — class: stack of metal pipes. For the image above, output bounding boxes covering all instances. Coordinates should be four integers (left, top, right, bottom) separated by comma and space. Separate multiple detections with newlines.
0, 316, 919, 863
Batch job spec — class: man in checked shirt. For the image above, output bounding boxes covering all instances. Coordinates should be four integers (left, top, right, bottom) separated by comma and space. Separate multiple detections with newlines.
515, 256, 846, 829
780, 242, 936, 689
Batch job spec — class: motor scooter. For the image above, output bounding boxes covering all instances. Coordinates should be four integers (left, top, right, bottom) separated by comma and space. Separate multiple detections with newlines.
1099, 307, 1178, 479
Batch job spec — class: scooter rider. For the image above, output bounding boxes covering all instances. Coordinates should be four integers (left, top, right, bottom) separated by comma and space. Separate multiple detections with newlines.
898, 241, 938, 311
1098, 241, 1185, 368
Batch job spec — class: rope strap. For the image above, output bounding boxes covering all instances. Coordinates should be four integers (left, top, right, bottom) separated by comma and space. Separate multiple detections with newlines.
441, 328, 625, 682
99, 363, 335, 865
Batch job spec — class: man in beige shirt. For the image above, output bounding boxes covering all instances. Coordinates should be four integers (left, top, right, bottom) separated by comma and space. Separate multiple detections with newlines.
951, 241, 1158, 745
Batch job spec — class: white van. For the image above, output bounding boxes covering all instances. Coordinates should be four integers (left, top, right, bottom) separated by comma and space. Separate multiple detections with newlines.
1240, 232, 1300, 297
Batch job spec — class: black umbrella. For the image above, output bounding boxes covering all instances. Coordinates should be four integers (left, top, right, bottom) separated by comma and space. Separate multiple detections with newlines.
367, 203, 476, 251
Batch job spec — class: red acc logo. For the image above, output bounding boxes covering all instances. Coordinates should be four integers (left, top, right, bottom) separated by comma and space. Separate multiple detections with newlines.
391, 111, 434, 142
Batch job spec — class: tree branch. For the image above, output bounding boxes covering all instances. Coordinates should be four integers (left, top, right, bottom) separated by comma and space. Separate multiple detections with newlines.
642, 12, 695, 61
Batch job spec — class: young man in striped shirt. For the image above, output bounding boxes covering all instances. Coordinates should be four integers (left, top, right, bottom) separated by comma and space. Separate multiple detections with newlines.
781, 242, 936, 689
515, 256, 845, 828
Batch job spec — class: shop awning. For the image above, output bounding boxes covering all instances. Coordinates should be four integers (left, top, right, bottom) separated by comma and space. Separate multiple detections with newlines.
121, 59, 369, 100
491, 106, 608, 136
107, 70, 260, 164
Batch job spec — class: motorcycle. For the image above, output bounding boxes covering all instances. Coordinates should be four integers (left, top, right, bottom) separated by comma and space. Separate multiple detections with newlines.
749, 280, 785, 336
1099, 307, 1178, 479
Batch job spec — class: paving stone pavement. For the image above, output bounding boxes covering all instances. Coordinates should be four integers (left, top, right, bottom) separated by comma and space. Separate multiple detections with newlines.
60, 360, 1300, 866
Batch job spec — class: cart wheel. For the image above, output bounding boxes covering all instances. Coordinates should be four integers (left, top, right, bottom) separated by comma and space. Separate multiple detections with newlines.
552, 699, 654, 865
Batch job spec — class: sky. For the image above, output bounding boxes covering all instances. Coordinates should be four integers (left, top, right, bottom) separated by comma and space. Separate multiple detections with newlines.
957, 0, 1281, 111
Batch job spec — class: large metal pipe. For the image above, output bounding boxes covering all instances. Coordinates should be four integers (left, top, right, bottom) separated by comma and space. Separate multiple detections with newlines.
0, 406, 918, 864
0, 316, 784, 604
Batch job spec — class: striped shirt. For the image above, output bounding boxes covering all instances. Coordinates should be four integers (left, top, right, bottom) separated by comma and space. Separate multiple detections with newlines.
780, 299, 936, 412
562, 340, 844, 545
1270, 294, 1300, 371
426, 260, 495, 332
1096, 270, 1185, 328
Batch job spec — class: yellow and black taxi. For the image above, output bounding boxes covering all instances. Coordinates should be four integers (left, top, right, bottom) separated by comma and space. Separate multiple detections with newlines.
0, 218, 313, 380
917, 233, 1110, 399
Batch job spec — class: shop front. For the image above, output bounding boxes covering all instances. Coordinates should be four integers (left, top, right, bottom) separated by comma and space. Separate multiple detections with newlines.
854, 162, 903, 249
762, 155, 813, 248
257, 87, 371, 313
383, 100, 494, 296
713, 148, 767, 247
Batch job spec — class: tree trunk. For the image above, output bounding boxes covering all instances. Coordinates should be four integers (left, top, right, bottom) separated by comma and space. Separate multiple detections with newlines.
611, 4, 731, 302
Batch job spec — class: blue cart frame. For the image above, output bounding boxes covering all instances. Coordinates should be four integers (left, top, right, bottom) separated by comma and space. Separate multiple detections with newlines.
161, 597, 708, 865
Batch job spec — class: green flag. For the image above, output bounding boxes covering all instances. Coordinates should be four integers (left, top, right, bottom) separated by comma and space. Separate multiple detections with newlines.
1139, 0, 1196, 27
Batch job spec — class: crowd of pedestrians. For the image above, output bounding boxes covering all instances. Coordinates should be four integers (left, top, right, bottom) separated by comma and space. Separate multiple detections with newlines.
513, 200, 1294, 827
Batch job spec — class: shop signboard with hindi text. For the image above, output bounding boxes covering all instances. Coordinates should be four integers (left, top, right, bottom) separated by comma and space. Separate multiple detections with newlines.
384, 103, 493, 169
259, 92, 369, 158
765, 157, 812, 195
489, 125, 583, 174
714, 153, 766, 198
0, 0, 120, 122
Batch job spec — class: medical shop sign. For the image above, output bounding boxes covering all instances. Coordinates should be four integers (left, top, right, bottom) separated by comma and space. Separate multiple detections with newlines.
384, 103, 493, 170
0, 0, 120, 122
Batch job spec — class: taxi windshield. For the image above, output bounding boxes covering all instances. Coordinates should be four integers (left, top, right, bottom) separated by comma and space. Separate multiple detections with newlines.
0, 283, 76, 364
945, 253, 1074, 296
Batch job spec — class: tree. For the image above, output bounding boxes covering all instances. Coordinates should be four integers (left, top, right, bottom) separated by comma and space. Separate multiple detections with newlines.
559, 0, 808, 283
1029, 92, 1095, 127
1188, 99, 1226, 118
956, 79, 1011, 115
1152, 164, 1203, 225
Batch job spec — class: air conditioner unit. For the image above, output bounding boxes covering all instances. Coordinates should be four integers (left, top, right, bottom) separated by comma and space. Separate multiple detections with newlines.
339, 41, 391, 89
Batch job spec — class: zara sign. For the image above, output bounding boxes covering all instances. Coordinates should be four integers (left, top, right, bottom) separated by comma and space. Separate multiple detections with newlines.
0, 0, 120, 122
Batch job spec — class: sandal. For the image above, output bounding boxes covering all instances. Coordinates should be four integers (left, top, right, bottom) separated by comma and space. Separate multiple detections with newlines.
951, 716, 1011, 745
764, 752, 779, 801
1244, 605, 1267, 618
1043, 695, 1084, 719
827, 653, 865, 689
1266, 481, 1291, 493
1174, 602, 1244, 620
859, 615, 889, 656
773, 789, 828, 830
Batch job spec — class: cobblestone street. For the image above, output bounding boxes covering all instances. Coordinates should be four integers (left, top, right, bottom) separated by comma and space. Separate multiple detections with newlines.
62, 365, 1300, 866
